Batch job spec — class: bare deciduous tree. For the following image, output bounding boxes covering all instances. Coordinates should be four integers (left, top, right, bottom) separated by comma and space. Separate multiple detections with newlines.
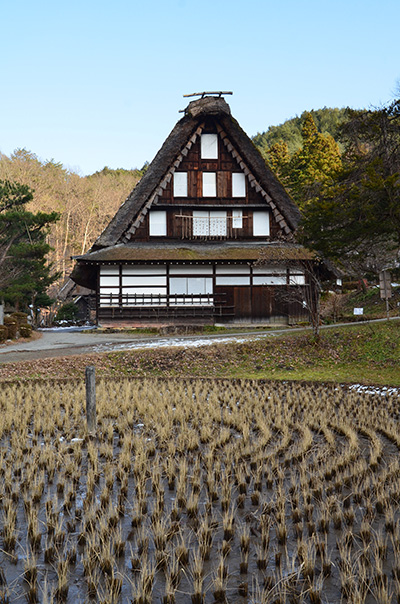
256, 250, 325, 339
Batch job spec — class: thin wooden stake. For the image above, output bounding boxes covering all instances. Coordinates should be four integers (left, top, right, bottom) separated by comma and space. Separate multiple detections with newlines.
85, 366, 96, 435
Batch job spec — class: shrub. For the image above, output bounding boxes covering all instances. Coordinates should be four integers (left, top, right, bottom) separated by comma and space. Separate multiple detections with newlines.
3, 317, 18, 339
19, 324, 33, 338
11, 312, 28, 326
55, 302, 79, 322
0, 325, 8, 342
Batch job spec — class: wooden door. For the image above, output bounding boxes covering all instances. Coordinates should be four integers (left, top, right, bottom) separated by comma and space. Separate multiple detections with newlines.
234, 287, 252, 319
252, 286, 273, 319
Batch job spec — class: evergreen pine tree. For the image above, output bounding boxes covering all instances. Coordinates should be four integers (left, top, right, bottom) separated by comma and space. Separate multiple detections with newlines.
0, 179, 59, 311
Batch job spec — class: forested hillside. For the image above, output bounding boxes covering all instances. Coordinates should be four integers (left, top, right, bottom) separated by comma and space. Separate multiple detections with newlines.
252, 107, 348, 157
0, 151, 144, 289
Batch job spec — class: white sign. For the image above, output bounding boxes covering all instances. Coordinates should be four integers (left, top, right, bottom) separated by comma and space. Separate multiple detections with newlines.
353, 308, 363, 315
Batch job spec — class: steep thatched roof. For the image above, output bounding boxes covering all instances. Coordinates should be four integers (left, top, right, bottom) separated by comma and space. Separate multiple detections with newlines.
92, 96, 301, 250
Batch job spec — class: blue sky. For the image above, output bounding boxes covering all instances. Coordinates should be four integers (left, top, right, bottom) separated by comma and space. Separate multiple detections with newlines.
1, 0, 399, 175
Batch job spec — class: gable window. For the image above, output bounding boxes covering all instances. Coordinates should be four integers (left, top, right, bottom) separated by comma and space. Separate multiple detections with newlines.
253, 210, 270, 236
149, 210, 167, 236
232, 173, 246, 197
193, 210, 227, 237
173, 172, 188, 197
202, 172, 216, 197
201, 134, 218, 159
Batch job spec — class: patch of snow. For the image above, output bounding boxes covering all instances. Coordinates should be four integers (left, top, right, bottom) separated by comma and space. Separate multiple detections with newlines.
348, 384, 399, 396
38, 325, 96, 333
91, 333, 271, 354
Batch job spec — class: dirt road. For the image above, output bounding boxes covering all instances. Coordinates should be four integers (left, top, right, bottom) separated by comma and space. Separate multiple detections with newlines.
0, 318, 398, 364
0, 326, 281, 363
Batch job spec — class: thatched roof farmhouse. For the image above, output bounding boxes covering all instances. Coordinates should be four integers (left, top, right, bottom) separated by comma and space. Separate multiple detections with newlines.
71, 94, 313, 326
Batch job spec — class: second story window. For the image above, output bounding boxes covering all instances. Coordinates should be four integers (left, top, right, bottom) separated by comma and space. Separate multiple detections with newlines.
193, 210, 227, 237
149, 210, 167, 236
202, 172, 216, 197
253, 210, 270, 237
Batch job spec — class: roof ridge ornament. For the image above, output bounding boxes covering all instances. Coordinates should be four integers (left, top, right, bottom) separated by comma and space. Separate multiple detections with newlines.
180, 93, 233, 115
183, 91, 233, 98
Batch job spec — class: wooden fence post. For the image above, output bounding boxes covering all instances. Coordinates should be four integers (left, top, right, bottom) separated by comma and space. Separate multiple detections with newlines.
85, 366, 96, 435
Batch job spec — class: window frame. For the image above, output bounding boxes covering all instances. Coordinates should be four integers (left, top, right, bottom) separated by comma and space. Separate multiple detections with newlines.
253, 210, 270, 237
173, 172, 188, 197
232, 172, 246, 198
202, 172, 217, 197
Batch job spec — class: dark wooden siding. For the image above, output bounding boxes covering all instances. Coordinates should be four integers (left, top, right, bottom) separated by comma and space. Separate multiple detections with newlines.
188, 171, 200, 198
133, 221, 147, 241
215, 284, 287, 321
215, 284, 309, 322
234, 287, 252, 318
